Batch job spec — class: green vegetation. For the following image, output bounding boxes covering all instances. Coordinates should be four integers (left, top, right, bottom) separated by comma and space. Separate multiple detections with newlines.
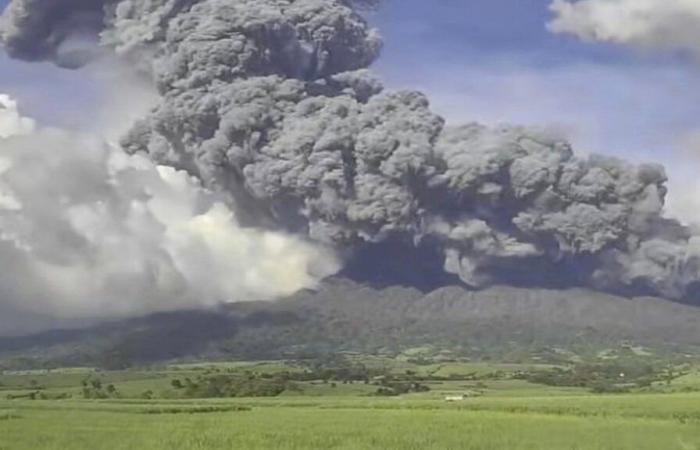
1, 353, 700, 448
517, 360, 690, 393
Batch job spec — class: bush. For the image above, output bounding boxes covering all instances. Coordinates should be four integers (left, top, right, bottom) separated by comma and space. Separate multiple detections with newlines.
590, 383, 630, 394
81, 376, 120, 399
181, 374, 290, 398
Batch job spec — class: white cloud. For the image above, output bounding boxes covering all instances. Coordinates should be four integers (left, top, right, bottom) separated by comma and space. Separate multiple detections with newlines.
0, 94, 34, 137
548, 0, 700, 58
0, 96, 338, 334
547, 0, 700, 226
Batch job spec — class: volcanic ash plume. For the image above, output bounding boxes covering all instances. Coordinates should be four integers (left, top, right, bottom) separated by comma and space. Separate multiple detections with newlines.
3, 0, 700, 303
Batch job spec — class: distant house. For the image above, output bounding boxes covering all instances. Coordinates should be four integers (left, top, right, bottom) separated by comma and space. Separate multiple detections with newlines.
444, 395, 466, 402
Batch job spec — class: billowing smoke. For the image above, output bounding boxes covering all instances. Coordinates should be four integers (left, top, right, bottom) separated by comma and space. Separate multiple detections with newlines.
0, 94, 338, 333
2, 0, 700, 308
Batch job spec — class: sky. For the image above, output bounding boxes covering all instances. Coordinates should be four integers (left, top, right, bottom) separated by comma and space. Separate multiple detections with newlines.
373, 0, 700, 161
0, 0, 699, 207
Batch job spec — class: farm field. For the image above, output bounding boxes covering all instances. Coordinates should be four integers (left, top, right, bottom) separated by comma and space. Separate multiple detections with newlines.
2, 358, 700, 450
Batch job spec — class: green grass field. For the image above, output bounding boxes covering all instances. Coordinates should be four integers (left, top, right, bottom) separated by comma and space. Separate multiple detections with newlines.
2, 359, 700, 449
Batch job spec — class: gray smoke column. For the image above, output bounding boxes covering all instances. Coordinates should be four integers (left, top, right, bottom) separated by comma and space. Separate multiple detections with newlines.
3, 0, 700, 302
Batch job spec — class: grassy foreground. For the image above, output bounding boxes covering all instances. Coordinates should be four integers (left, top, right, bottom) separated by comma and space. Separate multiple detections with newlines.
2, 358, 700, 449
2, 396, 700, 450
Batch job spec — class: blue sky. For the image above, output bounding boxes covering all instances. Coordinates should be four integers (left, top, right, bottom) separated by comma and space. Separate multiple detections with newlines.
1, 0, 699, 175
373, 0, 700, 166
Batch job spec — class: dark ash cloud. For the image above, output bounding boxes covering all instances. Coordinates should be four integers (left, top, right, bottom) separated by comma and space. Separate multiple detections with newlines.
2, 0, 700, 304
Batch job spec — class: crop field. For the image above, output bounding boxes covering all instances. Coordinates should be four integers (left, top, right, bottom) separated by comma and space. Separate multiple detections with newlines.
1, 358, 700, 449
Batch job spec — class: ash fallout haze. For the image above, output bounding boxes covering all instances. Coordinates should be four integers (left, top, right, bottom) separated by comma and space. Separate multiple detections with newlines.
0, 0, 700, 335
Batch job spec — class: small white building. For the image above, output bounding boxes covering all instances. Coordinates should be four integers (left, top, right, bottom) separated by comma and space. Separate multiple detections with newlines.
444, 395, 466, 402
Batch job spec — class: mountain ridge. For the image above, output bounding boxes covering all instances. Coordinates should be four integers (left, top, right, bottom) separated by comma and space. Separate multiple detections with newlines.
2, 278, 699, 368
